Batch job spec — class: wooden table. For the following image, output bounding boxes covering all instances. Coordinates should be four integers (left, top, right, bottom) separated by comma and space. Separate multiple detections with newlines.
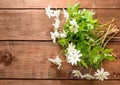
0, 0, 119, 85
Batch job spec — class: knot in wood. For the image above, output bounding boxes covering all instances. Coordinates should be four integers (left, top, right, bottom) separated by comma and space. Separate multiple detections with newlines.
0, 51, 14, 66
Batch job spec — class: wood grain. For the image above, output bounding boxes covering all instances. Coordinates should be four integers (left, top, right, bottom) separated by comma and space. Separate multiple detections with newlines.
0, 0, 119, 8
93, 0, 120, 8
0, 41, 71, 79
0, 80, 120, 85
0, 0, 119, 84
0, 9, 119, 40
95, 9, 120, 24
0, 0, 92, 8
0, 41, 119, 79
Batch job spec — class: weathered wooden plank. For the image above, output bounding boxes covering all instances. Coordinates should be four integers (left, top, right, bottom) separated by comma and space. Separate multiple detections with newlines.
0, 0, 119, 8
93, 0, 120, 8
0, 80, 120, 85
0, 0, 92, 8
0, 10, 51, 40
0, 9, 119, 40
0, 41, 71, 79
95, 9, 120, 25
95, 9, 120, 38
0, 41, 119, 79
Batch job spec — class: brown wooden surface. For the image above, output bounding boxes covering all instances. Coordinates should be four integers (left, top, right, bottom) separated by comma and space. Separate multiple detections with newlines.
0, 0, 91, 8
0, 80, 120, 85
0, 9, 119, 40
0, 0, 119, 8
0, 0, 119, 85
0, 41, 119, 79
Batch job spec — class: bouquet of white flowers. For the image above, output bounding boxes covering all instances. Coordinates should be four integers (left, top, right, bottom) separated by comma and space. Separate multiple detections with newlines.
45, 3, 120, 81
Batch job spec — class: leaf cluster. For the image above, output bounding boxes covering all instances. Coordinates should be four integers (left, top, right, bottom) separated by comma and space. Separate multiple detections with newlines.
58, 3, 116, 69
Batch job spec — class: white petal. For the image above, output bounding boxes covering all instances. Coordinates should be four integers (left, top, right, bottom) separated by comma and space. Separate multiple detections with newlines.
101, 68, 104, 73
48, 58, 54, 63
63, 9, 69, 20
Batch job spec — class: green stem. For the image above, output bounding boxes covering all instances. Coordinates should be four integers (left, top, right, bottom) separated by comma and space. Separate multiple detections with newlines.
101, 62, 103, 68
58, 46, 67, 57
91, 35, 104, 46
89, 67, 92, 74
80, 66, 83, 71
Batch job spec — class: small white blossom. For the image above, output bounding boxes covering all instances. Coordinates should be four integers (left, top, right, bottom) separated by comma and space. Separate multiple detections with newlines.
94, 68, 110, 81
59, 30, 67, 38
70, 19, 78, 26
66, 50, 82, 65
45, 5, 54, 18
45, 5, 51, 18
66, 43, 76, 53
72, 70, 83, 78
48, 56, 62, 69
82, 73, 94, 80
45, 5, 61, 19
70, 19, 79, 34
66, 43, 82, 65
63, 9, 69, 20
52, 18, 60, 30
53, 10, 61, 19
50, 31, 59, 43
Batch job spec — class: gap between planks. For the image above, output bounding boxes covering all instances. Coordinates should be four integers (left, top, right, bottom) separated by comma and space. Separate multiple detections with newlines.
0, 80, 120, 85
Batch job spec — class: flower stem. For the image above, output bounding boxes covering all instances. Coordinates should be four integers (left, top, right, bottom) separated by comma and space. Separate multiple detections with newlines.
89, 67, 92, 74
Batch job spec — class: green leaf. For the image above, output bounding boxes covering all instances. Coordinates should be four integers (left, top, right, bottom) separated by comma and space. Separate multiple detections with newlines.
104, 49, 113, 53
57, 38, 68, 47
93, 63, 100, 69
89, 53, 104, 69
72, 3, 80, 11
56, 3, 115, 70
81, 59, 88, 68
105, 56, 116, 60
90, 19, 98, 24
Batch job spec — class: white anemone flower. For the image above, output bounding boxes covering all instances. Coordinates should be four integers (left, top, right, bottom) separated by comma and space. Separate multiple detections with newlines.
72, 70, 83, 78
52, 18, 60, 30
50, 31, 59, 43
70, 19, 79, 34
45, 5, 54, 18
63, 9, 69, 20
66, 50, 82, 65
59, 30, 67, 38
48, 56, 62, 69
53, 10, 61, 19
94, 68, 110, 81
82, 73, 94, 80
70, 19, 78, 26
45, 5, 61, 19
66, 43, 82, 65
66, 43, 76, 53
